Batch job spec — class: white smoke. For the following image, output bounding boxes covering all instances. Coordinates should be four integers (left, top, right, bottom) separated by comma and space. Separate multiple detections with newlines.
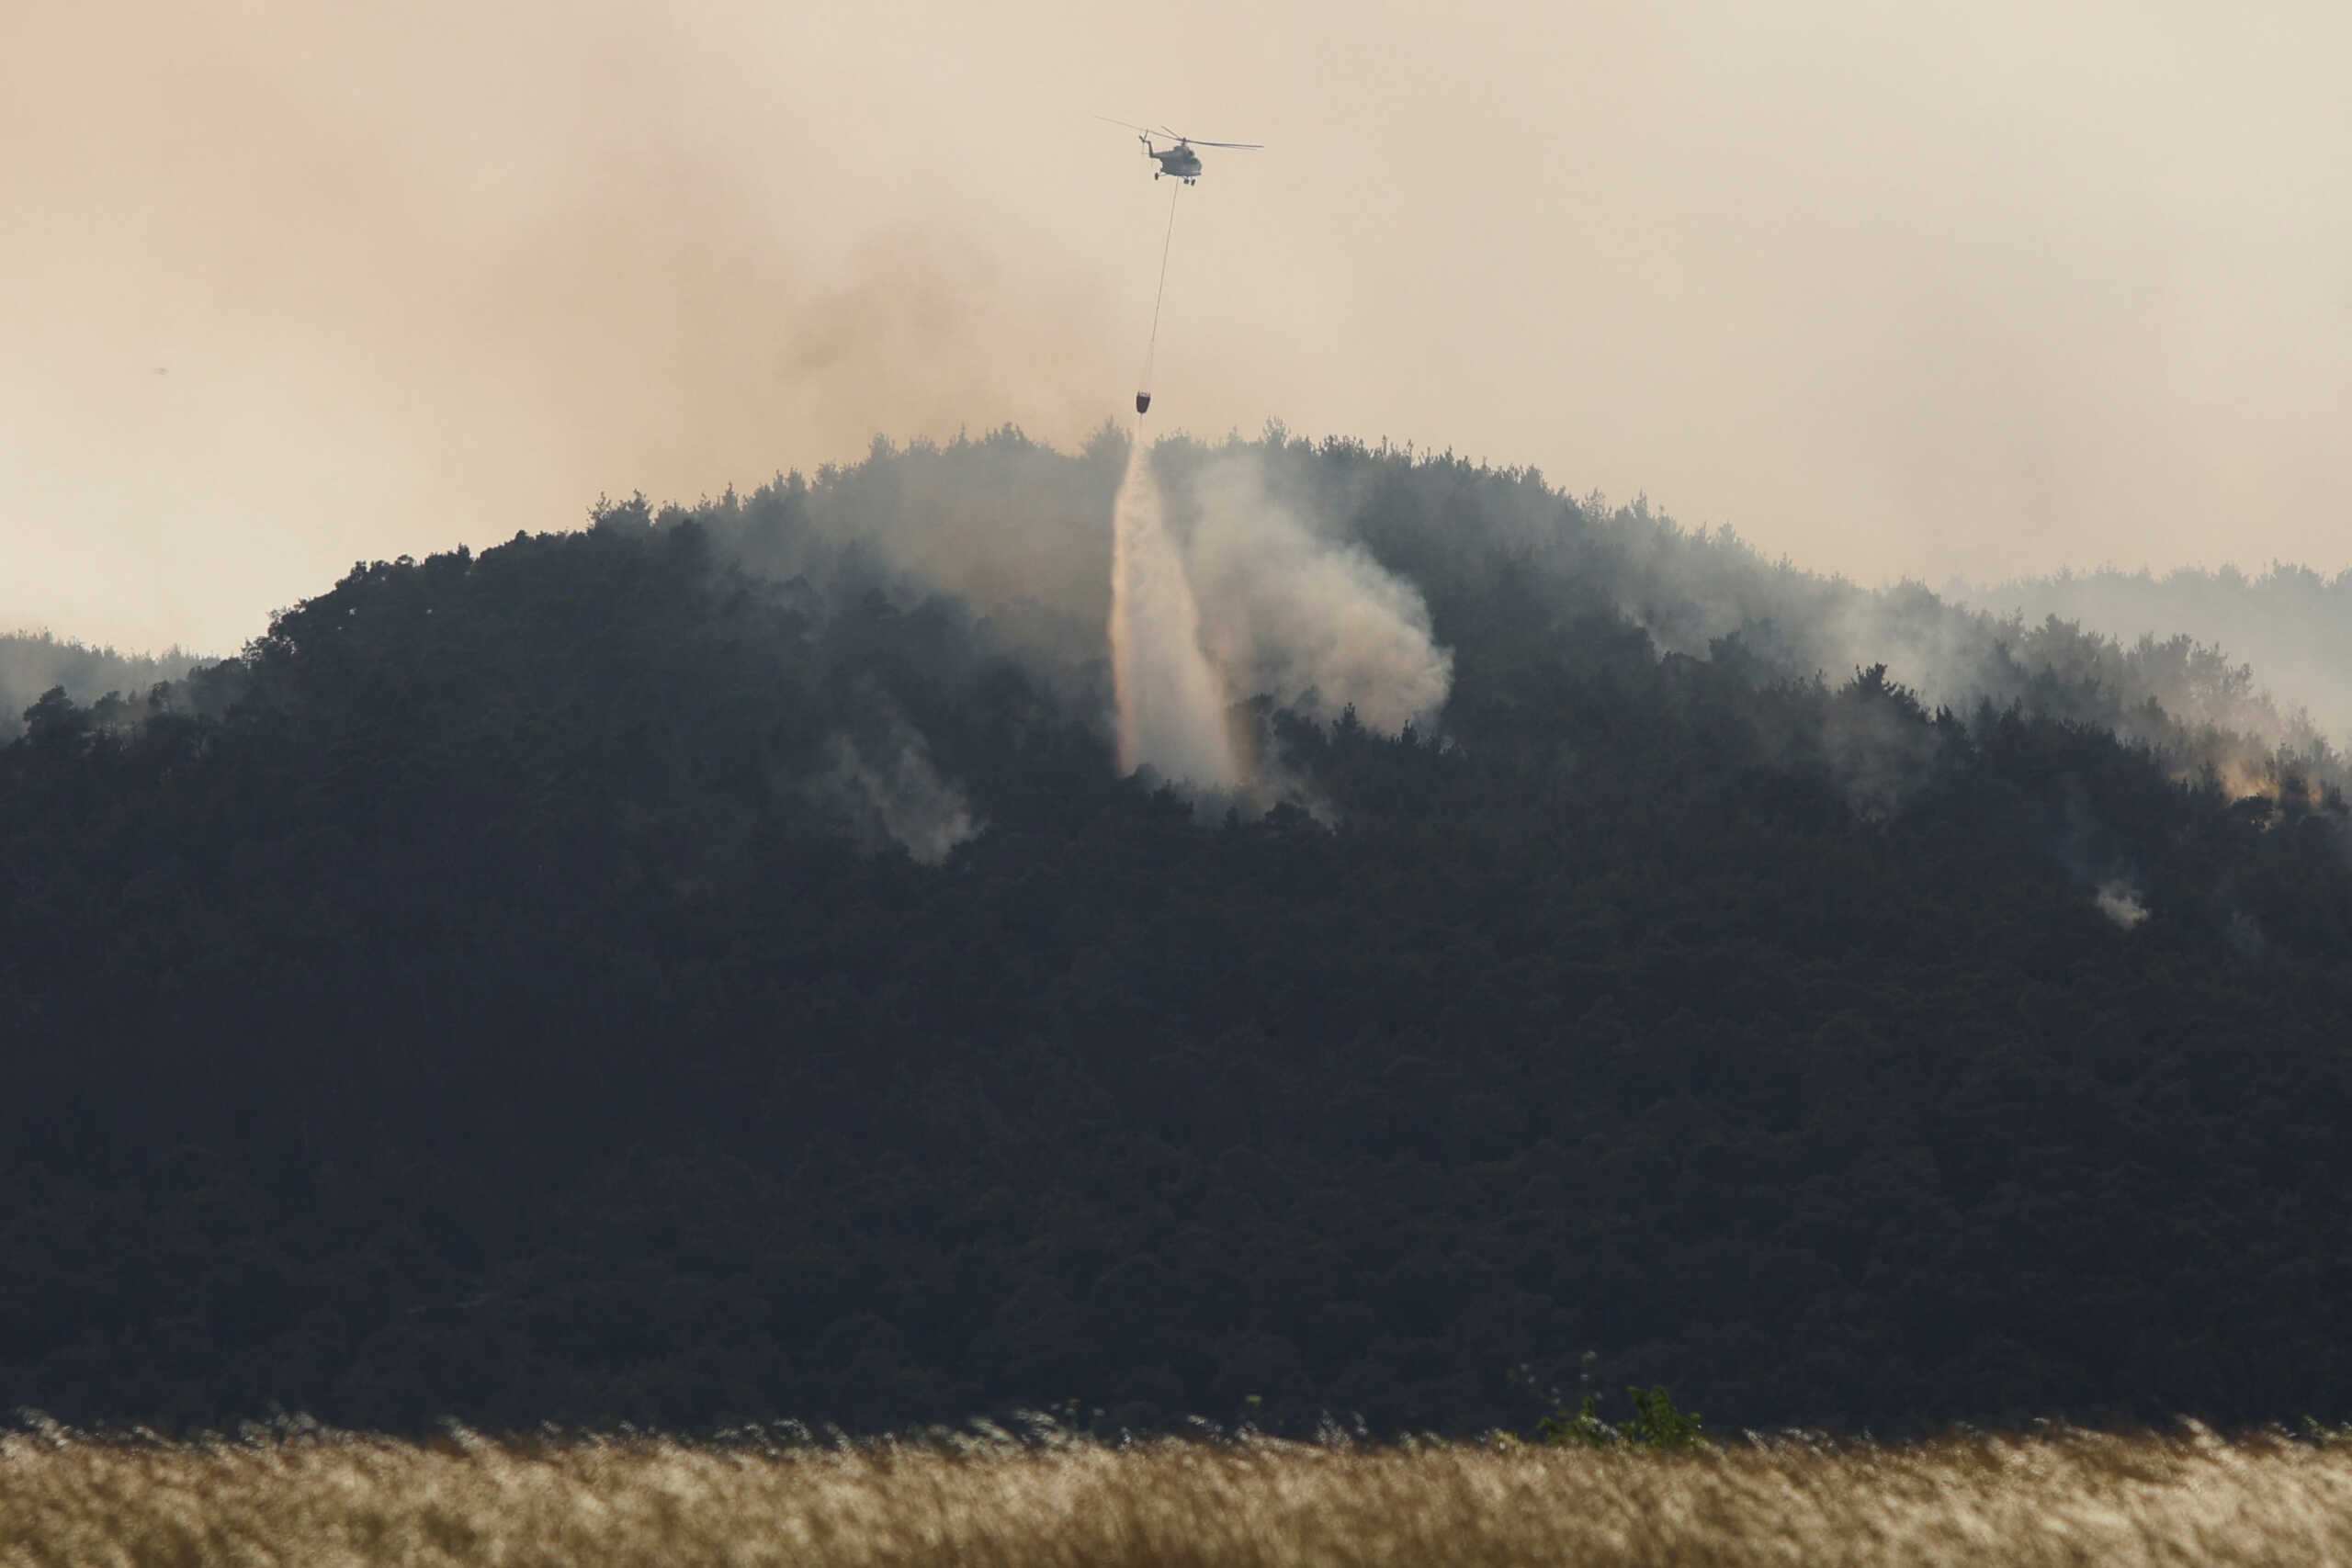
1109, 439, 1240, 787
1182, 453, 1453, 735
811, 728, 979, 864
2095, 880, 2150, 931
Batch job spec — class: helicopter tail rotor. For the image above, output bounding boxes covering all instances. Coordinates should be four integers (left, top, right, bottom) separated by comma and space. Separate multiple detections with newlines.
1096, 114, 1158, 154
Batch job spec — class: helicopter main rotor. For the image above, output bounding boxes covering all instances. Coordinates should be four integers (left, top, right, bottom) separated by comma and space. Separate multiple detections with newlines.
1157, 127, 1262, 151
1094, 116, 1263, 154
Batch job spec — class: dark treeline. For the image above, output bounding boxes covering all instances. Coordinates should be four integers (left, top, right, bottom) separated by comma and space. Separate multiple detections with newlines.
4, 429, 2349, 1439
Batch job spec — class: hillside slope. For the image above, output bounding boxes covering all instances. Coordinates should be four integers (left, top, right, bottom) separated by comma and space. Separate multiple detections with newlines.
3, 432, 2348, 1438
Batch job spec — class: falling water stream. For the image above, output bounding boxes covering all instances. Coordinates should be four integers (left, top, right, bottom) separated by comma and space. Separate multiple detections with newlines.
1108, 436, 1238, 786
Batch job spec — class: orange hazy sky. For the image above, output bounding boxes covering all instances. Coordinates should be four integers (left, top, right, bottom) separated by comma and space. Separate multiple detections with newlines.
4, 0, 2346, 650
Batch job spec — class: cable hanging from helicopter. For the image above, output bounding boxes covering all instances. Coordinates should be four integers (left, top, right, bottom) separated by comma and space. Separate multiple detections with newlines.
1098, 119, 1261, 415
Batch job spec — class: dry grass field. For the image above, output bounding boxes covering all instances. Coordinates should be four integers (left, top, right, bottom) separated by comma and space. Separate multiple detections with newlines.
6, 1421, 2352, 1567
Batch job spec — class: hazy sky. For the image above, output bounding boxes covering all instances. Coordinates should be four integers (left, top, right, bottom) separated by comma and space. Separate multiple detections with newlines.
5, 0, 2346, 651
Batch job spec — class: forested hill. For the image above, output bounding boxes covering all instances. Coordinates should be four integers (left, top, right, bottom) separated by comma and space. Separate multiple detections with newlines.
5, 429, 2350, 1440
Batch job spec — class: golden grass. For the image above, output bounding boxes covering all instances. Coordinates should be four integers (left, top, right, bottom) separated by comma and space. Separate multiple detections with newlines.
6, 1422, 2352, 1567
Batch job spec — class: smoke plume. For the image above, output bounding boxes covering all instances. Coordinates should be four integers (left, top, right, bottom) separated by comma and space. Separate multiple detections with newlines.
2096, 881, 2151, 931
1183, 451, 1453, 735
810, 726, 980, 865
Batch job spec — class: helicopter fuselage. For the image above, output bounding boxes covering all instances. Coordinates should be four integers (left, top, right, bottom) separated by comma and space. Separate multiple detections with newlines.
1150, 144, 1204, 181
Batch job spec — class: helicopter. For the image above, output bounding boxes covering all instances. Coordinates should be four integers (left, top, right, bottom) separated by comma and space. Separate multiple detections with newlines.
1098, 118, 1261, 184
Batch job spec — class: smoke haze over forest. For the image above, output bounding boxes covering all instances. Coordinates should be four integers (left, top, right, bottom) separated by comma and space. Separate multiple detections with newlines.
1951, 565, 2352, 749
9, 427, 2352, 1437
6, 0, 2352, 654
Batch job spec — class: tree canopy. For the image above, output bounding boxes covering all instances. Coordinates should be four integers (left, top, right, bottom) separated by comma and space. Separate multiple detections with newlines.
4, 430, 2348, 1438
